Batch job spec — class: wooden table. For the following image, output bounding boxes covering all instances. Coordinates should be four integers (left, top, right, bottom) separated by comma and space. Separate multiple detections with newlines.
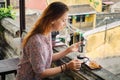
53, 45, 120, 80
0, 58, 19, 80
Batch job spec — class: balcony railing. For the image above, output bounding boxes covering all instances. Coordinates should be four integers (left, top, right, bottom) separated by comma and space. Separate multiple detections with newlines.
4, 0, 26, 36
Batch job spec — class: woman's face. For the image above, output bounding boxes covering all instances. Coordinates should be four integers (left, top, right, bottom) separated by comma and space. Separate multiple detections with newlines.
51, 12, 68, 31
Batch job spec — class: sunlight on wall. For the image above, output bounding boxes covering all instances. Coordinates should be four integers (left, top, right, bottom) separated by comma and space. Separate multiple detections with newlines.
89, 0, 102, 12
86, 26, 120, 59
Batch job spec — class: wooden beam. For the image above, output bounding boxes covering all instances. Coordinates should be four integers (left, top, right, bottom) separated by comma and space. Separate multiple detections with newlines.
19, 0, 26, 37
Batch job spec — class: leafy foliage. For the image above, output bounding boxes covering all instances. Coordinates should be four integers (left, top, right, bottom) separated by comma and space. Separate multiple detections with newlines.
89, 0, 92, 2
0, 6, 16, 21
89, 0, 99, 8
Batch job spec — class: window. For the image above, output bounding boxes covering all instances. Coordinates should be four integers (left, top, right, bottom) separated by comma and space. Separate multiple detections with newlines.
76, 15, 85, 22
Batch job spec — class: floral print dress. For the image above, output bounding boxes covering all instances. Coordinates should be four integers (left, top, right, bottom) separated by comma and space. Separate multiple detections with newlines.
16, 34, 53, 80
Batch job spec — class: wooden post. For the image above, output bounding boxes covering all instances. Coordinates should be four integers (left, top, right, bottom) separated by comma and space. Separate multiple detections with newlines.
19, 0, 26, 37
6, 0, 10, 7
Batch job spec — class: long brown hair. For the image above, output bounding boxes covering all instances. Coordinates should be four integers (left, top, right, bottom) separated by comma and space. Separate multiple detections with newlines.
22, 2, 69, 47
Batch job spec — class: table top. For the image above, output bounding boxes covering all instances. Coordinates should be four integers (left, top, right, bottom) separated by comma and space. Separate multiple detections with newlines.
0, 58, 19, 73
53, 45, 120, 80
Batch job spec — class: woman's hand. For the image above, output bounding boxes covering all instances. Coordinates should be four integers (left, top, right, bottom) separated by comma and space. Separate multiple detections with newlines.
66, 59, 81, 71
68, 42, 81, 52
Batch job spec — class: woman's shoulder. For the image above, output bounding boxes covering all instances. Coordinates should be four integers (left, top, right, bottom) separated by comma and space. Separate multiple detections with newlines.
28, 33, 51, 43
27, 34, 41, 44
25, 34, 42, 47
29, 34, 40, 40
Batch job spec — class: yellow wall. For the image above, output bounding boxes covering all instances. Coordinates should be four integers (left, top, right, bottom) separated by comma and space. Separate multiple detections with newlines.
89, 0, 102, 12
93, 14, 96, 28
85, 14, 96, 28
86, 26, 120, 59
86, 14, 93, 22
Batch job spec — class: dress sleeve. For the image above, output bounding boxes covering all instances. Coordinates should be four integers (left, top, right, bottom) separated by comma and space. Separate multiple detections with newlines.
26, 35, 46, 74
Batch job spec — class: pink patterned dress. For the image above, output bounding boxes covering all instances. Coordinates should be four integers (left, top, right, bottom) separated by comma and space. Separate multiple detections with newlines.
16, 34, 53, 80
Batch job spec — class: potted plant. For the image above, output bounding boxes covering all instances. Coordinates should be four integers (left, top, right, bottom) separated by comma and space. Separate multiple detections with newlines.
0, 6, 15, 20
0, 6, 16, 32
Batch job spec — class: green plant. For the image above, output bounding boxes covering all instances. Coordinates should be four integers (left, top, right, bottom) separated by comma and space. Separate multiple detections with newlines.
89, 0, 99, 8
0, 6, 16, 32
89, 0, 92, 2
0, 6, 16, 21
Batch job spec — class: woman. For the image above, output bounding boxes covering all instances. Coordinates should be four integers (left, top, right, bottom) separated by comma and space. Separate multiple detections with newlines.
16, 1, 81, 80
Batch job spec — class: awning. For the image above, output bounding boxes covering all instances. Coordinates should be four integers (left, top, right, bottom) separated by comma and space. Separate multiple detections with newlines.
68, 4, 96, 15
102, 1, 114, 5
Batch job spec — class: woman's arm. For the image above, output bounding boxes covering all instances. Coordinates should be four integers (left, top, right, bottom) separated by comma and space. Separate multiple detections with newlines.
52, 42, 80, 61
40, 59, 81, 78
40, 66, 61, 78
52, 48, 70, 61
